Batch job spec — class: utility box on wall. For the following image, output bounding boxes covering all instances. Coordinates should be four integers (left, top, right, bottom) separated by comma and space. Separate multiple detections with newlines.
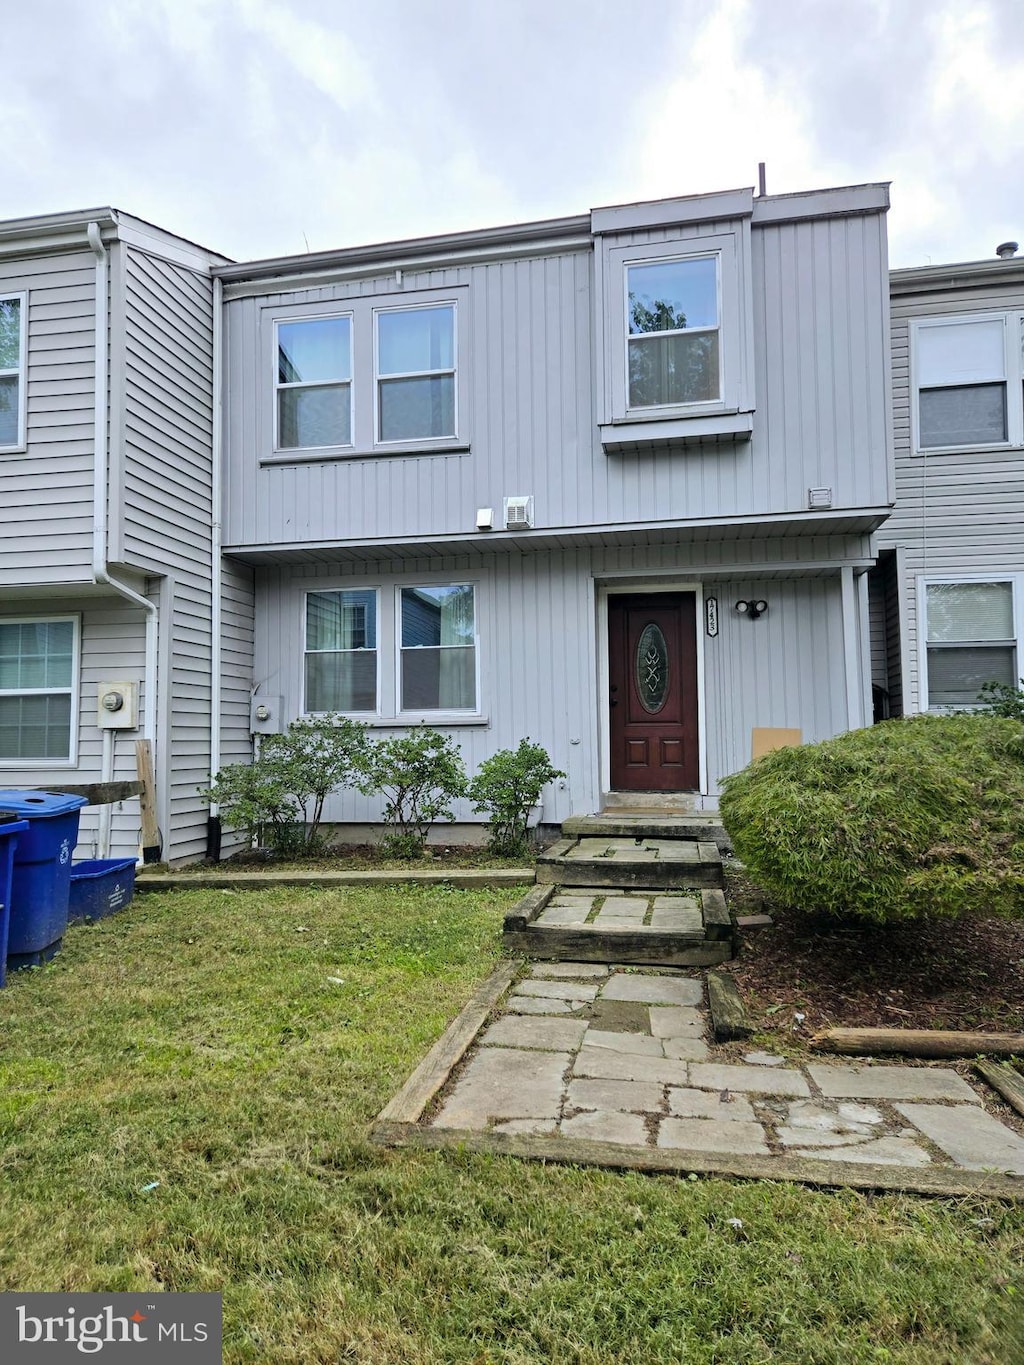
250, 695, 284, 735
96, 682, 139, 730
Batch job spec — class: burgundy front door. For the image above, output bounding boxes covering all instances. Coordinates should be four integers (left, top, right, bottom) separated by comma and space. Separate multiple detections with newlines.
608, 593, 699, 791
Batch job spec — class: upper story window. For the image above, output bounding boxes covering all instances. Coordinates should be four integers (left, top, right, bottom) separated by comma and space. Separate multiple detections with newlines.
594, 208, 755, 451
913, 313, 1024, 452
626, 256, 720, 409
0, 616, 78, 764
377, 305, 456, 443
276, 315, 352, 450
0, 293, 27, 452
267, 288, 466, 461
922, 579, 1018, 708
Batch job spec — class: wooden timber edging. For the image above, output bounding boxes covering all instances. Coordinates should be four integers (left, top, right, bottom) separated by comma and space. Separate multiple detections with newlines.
378, 961, 518, 1124
706, 971, 754, 1041
135, 868, 536, 892
975, 1060, 1024, 1119
502, 927, 731, 967
502, 884, 555, 931
370, 1120, 1024, 1202
26, 780, 144, 805
812, 1028, 1024, 1059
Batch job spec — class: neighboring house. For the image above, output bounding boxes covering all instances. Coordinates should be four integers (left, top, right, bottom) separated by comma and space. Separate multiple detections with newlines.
875, 243, 1024, 717
1, 183, 895, 861
0, 209, 251, 864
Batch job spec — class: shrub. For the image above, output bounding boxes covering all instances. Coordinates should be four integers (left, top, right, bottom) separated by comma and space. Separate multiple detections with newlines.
468, 739, 565, 857
719, 713, 1024, 923
978, 678, 1024, 722
205, 714, 368, 853
356, 726, 468, 859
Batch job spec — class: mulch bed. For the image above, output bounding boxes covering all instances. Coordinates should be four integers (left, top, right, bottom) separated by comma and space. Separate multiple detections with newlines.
723, 868, 1024, 1038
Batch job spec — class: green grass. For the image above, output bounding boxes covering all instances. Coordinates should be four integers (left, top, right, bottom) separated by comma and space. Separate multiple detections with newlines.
1, 886, 1022, 1363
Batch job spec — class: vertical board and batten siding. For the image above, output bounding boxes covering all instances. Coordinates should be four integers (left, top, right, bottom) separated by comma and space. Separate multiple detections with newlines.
879, 276, 1024, 711
254, 538, 859, 821
0, 597, 146, 862
114, 244, 217, 861
0, 249, 97, 585
221, 207, 891, 552
218, 559, 256, 855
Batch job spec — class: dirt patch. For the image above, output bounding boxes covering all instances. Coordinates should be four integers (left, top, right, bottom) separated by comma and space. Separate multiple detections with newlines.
723, 868, 1024, 1037
581, 999, 652, 1033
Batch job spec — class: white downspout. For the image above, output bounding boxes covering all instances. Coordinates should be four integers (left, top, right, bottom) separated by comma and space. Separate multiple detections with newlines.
208, 277, 224, 848
88, 220, 159, 861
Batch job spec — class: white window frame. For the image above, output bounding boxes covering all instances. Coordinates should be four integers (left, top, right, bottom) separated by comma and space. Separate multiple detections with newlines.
622, 252, 723, 413
274, 312, 354, 454
0, 291, 28, 453
395, 581, 481, 720
0, 613, 80, 767
373, 301, 459, 447
911, 311, 1024, 455
302, 587, 381, 717
917, 573, 1023, 711
263, 287, 468, 463
603, 233, 747, 425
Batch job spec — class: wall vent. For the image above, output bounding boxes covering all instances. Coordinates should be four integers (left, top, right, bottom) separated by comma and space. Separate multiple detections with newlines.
504, 495, 534, 529
807, 487, 833, 509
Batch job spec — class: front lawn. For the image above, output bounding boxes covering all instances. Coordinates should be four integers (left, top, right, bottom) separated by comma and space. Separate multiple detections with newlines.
0, 886, 1021, 1363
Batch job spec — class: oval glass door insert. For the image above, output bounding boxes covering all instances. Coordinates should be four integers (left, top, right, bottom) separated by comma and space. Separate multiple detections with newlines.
635, 622, 669, 713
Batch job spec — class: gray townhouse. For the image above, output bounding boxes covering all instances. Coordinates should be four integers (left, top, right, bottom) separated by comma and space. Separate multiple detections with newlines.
2, 182, 901, 862
874, 245, 1024, 716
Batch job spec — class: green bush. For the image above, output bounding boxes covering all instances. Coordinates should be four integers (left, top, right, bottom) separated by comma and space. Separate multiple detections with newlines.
719, 713, 1024, 923
204, 714, 368, 852
356, 726, 468, 859
468, 739, 565, 857
978, 677, 1024, 721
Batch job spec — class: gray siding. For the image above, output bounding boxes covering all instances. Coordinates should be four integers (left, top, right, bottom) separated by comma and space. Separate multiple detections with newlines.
252, 536, 861, 828
879, 275, 1024, 711
0, 250, 97, 585
221, 209, 891, 552
113, 244, 217, 862
0, 594, 146, 862
219, 558, 256, 855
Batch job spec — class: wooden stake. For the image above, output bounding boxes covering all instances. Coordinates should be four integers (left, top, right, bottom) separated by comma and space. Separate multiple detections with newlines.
135, 738, 161, 864
812, 1027, 1024, 1059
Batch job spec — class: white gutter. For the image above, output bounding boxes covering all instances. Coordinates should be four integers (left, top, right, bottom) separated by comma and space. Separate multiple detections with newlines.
208, 276, 224, 829
88, 219, 159, 861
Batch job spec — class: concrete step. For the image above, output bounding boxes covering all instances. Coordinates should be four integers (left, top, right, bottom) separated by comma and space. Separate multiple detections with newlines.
563, 813, 730, 851
503, 884, 733, 967
537, 835, 723, 891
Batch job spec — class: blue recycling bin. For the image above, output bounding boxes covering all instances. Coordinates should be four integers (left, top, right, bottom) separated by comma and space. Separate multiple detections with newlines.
0, 814, 30, 988
0, 791, 88, 971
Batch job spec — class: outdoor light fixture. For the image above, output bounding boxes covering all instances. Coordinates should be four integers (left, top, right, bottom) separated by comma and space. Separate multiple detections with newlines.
735, 599, 769, 620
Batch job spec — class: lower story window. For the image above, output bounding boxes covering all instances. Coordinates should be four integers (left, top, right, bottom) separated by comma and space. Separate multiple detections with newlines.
0, 617, 77, 761
304, 590, 378, 712
924, 580, 1016, 707
400, 584, 476, 711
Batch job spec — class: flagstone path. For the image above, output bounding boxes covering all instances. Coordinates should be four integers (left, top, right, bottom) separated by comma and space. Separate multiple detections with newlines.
430, 963, 1024, 1176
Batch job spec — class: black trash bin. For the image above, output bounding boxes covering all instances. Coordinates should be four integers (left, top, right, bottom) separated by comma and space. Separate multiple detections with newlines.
0, 791, 88, 970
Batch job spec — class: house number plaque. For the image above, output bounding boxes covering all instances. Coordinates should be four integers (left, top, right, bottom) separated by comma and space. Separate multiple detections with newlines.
705, 596, 719, 637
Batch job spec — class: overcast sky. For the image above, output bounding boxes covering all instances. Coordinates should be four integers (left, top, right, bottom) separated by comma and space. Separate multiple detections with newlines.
5, 0, 1022, 268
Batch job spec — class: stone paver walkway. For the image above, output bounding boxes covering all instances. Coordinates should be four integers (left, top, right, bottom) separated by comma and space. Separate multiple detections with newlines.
431, 964, 1024, 1176
535, 891, 704, 934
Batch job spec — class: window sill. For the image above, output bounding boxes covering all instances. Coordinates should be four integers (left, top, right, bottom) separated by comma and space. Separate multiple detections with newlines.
601, 411, 753, 452
304, 714, 488, 728
263, 442, 471, 467
0, 758, 76, 769
914, 442, 1024, 458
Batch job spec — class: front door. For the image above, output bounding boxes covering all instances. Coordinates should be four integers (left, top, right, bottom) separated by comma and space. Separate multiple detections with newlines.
608, 593, 699, 791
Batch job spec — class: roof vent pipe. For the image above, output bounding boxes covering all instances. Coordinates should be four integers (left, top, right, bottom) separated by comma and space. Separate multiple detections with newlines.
996, 241, 1018, 259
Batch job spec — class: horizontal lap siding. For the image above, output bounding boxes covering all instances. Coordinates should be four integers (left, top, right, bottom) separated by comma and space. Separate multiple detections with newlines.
119, 247, 216, 862
0, 597, 147, 862
222, 210, 891, 552
0, 251, 96, 584
879, 280, 1024, 711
